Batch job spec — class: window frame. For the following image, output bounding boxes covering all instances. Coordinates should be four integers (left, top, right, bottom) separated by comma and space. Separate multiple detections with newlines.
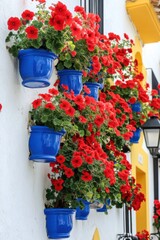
80, 0, 104, 34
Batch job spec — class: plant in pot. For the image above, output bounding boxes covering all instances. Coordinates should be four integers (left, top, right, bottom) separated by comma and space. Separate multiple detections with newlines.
108, 148, 145, 211
5, 0, 72, 88
112, 79, 160, 143
99, 89, 136, 147
43, 91, 123, 237
82, 32, 135, 99
104, 72, 152, 144
106, 32, 136, 81
55, 5, 102, 95
82, 55, 109, 100
44, 135, 116, 238
29, 87, 79, 163
113, 172, 145, 211
91, 99, 145, 213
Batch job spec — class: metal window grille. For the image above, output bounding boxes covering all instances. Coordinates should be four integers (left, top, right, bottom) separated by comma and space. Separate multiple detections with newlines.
80, 0, 104, 34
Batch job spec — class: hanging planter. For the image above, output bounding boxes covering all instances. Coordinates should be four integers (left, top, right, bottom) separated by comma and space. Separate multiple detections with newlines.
75, 199, 90, 220
58, 70, 83, 95
18, 49, 57, 88
131, 101, 142, 112
44, 208, 75, 239
96, 199, 111, 213
84, 82, 101, 101
29, 126, 65, 163
130, 128, 141, 144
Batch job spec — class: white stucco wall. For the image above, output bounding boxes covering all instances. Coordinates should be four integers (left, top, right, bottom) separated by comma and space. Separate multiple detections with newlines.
0, 0, 159, 239
143, 42, 160, 81
104, 0, 136, 39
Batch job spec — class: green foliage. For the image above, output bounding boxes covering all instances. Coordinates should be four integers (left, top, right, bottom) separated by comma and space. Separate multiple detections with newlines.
5, 3, 71, 57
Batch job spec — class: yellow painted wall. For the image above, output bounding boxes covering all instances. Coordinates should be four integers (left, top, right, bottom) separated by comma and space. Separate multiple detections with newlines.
131, 134, 150, 231
131, 36, 150, 232
92, 228, 101, 240
126, 0, 160, 43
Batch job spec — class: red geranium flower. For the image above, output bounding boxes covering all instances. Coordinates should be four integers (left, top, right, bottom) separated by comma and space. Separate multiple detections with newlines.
64, 167, 74, 178
52, 178, 64, 191
85, 156, 93, 164
49, 15, 66, 31
74, 95, 84, 106
25, 26, 38, 39
32, 99, 42, 109
61, 84, 69, 91
48, 88, 59, 96
65, 10, 73, 25
81, 170, 92, 182
71, 156, 83, 168
94, 115, 104, 127
45, 103, 55, 110
37, 0, 46, 3
65, 106, 75, 117
0, 104, 2, 111
128, 97, 137, 104
70, 22, 81, 38
79, 116, 87, 123
38, 93, 52, 101
7, 17, 21, 30
59, 99, 71, 111
21, 10, 34, 20
83, 85, 91, 94
54, 1, 67, 15
56, 155, 66, 164
70, 51, 77, 57
74, 6, 85, 14
105, 187, 110, 193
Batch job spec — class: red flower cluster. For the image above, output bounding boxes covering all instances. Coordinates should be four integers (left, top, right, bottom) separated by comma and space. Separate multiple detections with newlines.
48, 133, 117, 207
100, 90, 135, 141
49, 2, 72, 31
6, 1, 75, 56
153, 200, 160, 231
136, 230, 150, 240
120, 177, 145, 210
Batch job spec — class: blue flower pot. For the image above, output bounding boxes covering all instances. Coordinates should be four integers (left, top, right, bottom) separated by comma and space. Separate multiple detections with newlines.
29, 126, 65, 162
96, 199, 111, 212
76, 199, 90, 220
99, 83, 104, 90
130, 128, 141, 144
131, 101, 141, 112
44, 208, 75, 239
18, 48, 57, 88
58, 70, 82, 95
84, 82, 101, 101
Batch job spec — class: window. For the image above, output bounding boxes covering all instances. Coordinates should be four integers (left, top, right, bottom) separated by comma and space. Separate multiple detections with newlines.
80, 0, 104, 34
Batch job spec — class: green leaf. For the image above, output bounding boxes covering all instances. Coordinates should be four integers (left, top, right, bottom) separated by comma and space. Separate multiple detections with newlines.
65, 53, 71, 60
86, 130, 91, 136
32, 20, 43, 28
9, 46, 19, 57
73, 61, 81, 70
41, 115, 48, 123
64, 61, 72, 69
56, 62, 64, 70
79, 130, 84, 137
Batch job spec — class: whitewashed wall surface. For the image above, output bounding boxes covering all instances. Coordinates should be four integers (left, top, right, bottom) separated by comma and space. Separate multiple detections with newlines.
0, 0, 159, 239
